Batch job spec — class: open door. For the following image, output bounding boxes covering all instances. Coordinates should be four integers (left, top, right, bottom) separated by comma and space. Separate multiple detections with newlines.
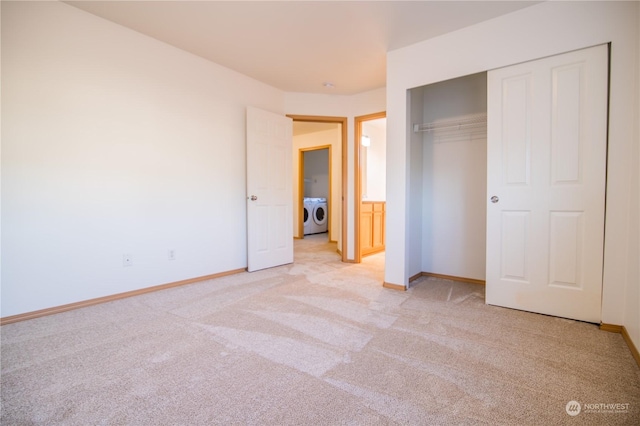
246, 107, 293, 272
486, 45, 608, 323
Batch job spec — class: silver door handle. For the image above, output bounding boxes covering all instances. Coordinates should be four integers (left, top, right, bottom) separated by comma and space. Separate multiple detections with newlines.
250, 195, 258, 201
490, 196, 499, 203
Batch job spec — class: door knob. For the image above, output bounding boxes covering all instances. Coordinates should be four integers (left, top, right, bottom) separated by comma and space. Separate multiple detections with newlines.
250, 195, 258, 201
490, 196, 499, 203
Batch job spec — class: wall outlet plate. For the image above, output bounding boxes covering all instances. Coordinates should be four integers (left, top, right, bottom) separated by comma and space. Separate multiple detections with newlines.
123, 254, 133, 267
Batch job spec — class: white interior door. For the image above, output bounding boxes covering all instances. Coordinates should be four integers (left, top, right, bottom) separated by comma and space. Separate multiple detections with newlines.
486, 45, 608, 323
246, 107, 293, 272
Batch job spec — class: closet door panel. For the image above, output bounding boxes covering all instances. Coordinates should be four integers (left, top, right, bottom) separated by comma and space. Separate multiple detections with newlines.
486, 45, 607, 323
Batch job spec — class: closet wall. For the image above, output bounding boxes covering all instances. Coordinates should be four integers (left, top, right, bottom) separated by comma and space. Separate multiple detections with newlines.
408, 90, 425, 277
419, 72, 488, 281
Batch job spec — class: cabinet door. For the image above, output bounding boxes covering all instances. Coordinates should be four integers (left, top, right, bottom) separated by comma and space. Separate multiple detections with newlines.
360, 203, 374, 252
372, 203, 385, 250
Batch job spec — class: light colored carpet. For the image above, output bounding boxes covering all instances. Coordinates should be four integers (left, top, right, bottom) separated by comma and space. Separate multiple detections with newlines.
2, 234, 639, 425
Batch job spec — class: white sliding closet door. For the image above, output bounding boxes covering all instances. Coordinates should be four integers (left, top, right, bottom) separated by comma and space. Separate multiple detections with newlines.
486, 45, 608, 323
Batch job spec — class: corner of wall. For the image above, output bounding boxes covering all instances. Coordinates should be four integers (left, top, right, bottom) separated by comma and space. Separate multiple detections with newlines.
623, 0, 640, 352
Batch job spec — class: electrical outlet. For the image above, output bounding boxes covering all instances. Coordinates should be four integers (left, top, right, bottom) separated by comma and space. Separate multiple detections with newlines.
168, 249, 176, 261
123, 254, 133, 267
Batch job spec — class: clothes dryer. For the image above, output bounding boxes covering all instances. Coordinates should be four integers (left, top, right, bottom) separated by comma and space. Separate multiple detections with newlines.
311, 198, 328, 234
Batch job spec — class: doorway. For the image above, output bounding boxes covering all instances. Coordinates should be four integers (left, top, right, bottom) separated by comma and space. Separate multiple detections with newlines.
412, 73, 487, 282
289, 115, 347, 262
300, 147, 330, 240
355, 112, 386, 263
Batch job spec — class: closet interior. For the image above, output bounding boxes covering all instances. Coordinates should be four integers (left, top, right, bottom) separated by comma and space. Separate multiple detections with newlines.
408, 72, 488, 282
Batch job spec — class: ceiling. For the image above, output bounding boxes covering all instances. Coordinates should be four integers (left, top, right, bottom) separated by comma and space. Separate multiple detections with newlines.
66, 1, 539, 95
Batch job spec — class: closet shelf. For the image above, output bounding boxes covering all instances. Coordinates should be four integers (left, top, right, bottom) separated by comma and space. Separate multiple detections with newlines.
413, 113, 487, 133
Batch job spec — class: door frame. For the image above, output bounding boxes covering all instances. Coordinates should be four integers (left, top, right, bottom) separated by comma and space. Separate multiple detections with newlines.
355, 111, 386, 263
298, 145, 332, 239
288, 115, 347, 262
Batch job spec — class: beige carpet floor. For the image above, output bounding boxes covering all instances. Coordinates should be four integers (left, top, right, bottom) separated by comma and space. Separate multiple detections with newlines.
1, 234, 639, 425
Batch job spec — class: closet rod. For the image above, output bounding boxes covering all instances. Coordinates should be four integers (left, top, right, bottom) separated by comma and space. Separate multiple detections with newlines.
413, 113, 487, 133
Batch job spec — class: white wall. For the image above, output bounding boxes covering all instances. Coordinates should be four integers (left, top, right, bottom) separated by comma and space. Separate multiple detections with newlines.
285, 88, 386, 260
407, 89, 424, 279
303, 149, 329, 198
1, 1, 284, 317
292, 128, 341, 240
0, 2, 3, 296
421, 73, 487, 281
386, 1, 639, 349
361, 121, 386, 201
626, 2, 640, 351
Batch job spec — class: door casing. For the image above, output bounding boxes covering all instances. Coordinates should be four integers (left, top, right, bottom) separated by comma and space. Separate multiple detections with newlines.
355, 111, 386, 263
298, 145, 332, 239
288, 115, 347, 262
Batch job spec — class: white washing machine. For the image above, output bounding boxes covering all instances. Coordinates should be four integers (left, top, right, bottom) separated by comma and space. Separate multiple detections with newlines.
311, 198, 328, 234
303, 198, 314, 235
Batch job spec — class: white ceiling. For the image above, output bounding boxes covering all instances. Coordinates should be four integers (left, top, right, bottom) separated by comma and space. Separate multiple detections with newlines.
66, 1, 539, 95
